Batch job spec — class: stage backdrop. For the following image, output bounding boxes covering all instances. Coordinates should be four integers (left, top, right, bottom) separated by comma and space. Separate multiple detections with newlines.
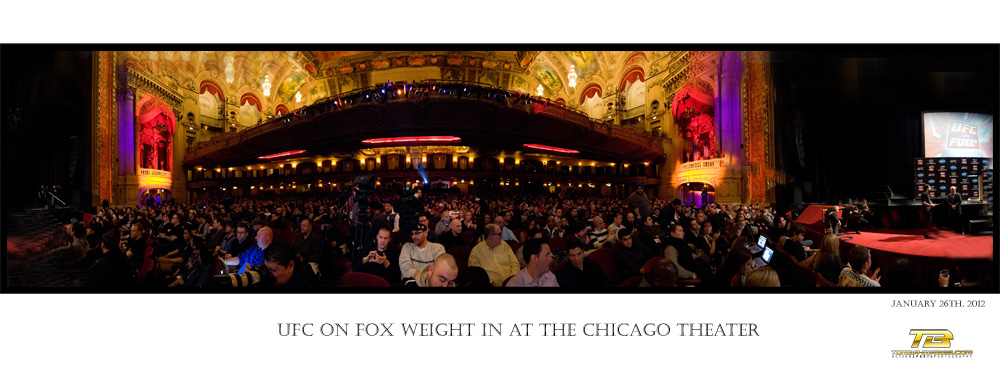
914, 157, 991, 199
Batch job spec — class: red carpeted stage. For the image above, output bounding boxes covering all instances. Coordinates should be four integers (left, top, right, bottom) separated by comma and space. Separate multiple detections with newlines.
794, 205, 994, 287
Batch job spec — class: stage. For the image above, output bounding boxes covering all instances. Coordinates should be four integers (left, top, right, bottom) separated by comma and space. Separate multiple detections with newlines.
794, 205, 994, 287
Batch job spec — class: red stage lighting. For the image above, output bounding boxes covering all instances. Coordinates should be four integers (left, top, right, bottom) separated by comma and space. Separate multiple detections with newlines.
361, 136, 462, 145
258, 150, 307, 160
522, 144, 579, 154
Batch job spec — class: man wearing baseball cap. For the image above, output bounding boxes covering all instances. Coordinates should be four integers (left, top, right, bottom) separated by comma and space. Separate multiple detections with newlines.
629, 182, 651, 221
398, 222, 446, 282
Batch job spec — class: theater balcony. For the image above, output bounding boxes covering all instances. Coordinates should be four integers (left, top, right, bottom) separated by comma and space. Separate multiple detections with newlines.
182, 81, 665, 196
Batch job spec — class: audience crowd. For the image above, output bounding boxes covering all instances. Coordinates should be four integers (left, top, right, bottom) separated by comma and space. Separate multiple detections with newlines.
46, 185, 991, 289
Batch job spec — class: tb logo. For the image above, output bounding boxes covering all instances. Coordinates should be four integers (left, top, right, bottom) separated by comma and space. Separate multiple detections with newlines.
909, 329, 954, 348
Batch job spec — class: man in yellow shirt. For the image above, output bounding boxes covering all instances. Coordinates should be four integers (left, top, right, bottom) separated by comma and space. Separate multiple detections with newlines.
469, 224, 520, 286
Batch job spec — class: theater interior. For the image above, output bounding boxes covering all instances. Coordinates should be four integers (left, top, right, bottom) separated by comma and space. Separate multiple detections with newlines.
3, 47, 996, 290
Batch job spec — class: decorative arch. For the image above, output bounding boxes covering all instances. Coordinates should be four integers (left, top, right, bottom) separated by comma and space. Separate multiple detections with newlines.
618, 66, 645, 91
240, 93, 263, 112
199, 80, 225, 100
622, 52, 647, 69
275, 104, 290, 116
578, 83, 603, 105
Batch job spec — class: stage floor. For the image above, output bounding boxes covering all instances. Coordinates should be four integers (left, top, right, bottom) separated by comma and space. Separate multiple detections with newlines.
839, 230, 993, 259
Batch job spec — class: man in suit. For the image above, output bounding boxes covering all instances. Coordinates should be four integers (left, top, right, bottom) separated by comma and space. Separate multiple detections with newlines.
946, 186, 964, 235
920, 190, 939, 239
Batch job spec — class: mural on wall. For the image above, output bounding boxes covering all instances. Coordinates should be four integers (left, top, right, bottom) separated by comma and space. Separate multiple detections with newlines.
277, 73, 307, 101
563, 51, 601, 75
442, 68, 463, 81
337, 75, 359, 93
511, 76, 531, 93
479, 70, 499, 87
310, 80, 329, 100
309, 51, 367, 62
532, 64, 564, 94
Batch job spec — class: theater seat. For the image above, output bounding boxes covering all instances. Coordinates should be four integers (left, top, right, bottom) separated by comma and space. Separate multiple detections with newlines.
619, 275, 642, 287
502, 275, 515, 287
137, 258, 154, 287
586, 248, 620, 285
447, 246, 470, 273
279, 230, 297, 246
460, 230, 475, 247
548, 236, 566, 254
336, 272, 390, 287
509, 241, 522, 254
641, 257, 663, 274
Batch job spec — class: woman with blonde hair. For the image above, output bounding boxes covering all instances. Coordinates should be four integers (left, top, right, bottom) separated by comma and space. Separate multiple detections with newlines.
805, 234, 843, 283
744, 266, 780, 287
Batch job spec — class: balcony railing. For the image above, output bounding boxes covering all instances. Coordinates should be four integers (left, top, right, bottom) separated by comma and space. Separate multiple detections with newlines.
184, 81, 660, 162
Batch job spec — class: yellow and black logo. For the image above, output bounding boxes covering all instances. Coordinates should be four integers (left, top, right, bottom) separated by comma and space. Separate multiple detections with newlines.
892, 329, 973, 358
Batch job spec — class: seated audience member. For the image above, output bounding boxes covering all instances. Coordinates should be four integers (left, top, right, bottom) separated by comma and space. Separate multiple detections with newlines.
743, 266, 781, 287
85, 222, 103, 249
718, 237, 754, 287
405, 253, 459, 287
883, 258, 914, 289
417, 213, 439, 243
587, 216, 610, 248
542, 215, 563, 239
438, 218, 467, 249
168, 244, 217, 288
204, 217, 227, 250
224, 226, 274, 274
82, 232, 135, 288
824, 206, 841, 235
213, 220, 236, 255
804, 234, 843, 283
613, 227, 655, 280
554, 240, 606, 287
469, 224, 520, 287
639, 215, 667, 252
507, 238, 559, 287
567, 223, 593, 251
770, 215, 789, 241
49, 222, 89, 264
663, 224, 697, 279
383, 202, 400, 233
782, 223, 810, 262
839, 246, 880, 287
938, 259, 993, 288
398, 223, 446, 281
293, 218, 324, 274
260, 245, 317, 288
157, 227, 201, 272
516, 229, 544, 267
696, 221, 722, 262
219, 222, 253, 258
638, 258, 678, 287
494, 216, 519, 242
123, 222, 149, 270
358, 228, 401, 282
606, 213, 625, 244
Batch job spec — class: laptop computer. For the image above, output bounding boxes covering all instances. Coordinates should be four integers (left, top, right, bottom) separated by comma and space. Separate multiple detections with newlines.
753, 246, 774, 268
749, 235, 767, 253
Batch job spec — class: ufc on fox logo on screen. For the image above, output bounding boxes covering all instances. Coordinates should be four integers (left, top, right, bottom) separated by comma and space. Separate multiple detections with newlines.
891, 329, 973, 358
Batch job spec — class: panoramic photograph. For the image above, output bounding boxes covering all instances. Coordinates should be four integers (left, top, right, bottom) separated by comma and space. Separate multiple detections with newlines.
3, 48, 995, 291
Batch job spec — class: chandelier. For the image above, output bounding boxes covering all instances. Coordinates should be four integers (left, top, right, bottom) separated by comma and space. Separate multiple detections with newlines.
295, 91, 302, 103
536, 84, 544, 97
262, 75, 272, 97
224, 55, 235, 84
567, 65, 577, 87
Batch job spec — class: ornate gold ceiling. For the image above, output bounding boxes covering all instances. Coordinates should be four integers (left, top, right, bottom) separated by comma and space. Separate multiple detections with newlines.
119, 51, 680, 110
